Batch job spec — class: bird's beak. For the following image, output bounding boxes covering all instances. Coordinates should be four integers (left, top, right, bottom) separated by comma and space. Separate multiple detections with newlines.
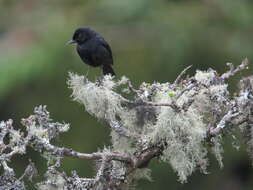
66, 40, 76, 45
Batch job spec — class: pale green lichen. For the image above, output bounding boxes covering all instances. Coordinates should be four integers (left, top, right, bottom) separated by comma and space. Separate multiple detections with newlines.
29, 124, 48, 139
68, 73, 139, 155
68, 73, 135, 123
147, 105, 207, 182
195, 70, 216, 85
132, 168, 152, 182
37, 171, 66, 190
110, 130, 136, 154
68, 71, 230, 183
68, 73, 122, 121
9, 130, 23, 147
211, 135, 224, 168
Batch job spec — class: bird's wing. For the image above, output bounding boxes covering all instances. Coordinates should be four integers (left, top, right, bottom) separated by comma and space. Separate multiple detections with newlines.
98, 38, 113, 64
77, 45, 92, 65
92, 42, 113, 66
101, 41, 113, 58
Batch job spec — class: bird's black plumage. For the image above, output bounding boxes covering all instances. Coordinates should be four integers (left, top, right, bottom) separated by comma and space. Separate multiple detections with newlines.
67, 27, 115, 76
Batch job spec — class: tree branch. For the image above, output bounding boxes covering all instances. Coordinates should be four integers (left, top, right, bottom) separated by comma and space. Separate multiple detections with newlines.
174, 65, 192, 84
1, 59, 252, 189
221, 58, 249, 80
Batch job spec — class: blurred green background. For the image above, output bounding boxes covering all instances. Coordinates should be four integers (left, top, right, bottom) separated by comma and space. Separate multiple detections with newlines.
1, 0, 253, 189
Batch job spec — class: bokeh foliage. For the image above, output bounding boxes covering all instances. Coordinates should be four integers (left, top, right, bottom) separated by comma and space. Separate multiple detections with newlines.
0, 0, 253, 189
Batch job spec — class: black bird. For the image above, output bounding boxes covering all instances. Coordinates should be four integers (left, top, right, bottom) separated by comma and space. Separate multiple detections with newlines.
67, 27, 115, 76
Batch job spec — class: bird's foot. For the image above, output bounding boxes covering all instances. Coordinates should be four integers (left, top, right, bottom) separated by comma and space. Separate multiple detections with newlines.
85, 67, 90, 77
95, 75, 105, 86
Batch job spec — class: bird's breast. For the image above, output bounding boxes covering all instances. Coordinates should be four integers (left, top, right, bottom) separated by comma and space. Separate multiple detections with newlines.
76, 43, 101, 67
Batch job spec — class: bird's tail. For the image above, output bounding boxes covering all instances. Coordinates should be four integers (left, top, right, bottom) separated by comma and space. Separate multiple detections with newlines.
102, 65, 115, 76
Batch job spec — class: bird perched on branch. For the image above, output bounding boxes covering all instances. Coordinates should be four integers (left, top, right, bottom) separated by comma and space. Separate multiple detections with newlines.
67, 27, 115, 76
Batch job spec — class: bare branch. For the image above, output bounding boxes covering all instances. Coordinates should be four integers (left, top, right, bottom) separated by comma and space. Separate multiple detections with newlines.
209, 110, 240, 135
43, 143, 133, 165
174, 65, 192, 84
133, 147, 161, 168
221, 58, 249, 80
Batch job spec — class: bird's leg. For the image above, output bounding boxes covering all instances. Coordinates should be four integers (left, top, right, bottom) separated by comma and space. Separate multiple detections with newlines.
85, 67, 90, 77
95, 66, 105, 86
100, 65, 104, 76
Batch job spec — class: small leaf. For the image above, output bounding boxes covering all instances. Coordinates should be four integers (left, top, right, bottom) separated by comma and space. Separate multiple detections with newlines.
168, 92, 176, 97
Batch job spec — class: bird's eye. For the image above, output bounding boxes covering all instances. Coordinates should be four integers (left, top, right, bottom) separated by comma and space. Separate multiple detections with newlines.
78, 33, 83, 39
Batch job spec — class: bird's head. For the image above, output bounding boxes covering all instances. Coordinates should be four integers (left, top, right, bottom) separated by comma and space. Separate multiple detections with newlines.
67, 27, 96, 45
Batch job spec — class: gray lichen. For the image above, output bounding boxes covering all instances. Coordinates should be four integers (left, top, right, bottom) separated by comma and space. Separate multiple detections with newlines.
0, 61, 252, 189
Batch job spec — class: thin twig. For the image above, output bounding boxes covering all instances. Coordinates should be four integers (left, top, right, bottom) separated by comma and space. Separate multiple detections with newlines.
136, 100, 180, 111
127, 80, 141, 94
221, 58, 249, 80
209, 110, 240, 135
43, 142, 134, 165
176, 82, 198, 99
174, 65, 192, 84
